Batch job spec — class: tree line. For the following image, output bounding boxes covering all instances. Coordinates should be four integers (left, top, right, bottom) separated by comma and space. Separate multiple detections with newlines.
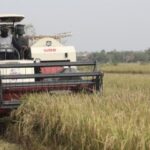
77, 49, 150, 63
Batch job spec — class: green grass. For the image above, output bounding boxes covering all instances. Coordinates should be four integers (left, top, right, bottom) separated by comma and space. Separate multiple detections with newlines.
5, 73, 150, 150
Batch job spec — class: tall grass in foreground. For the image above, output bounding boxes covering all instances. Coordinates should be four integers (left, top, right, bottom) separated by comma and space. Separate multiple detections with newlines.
7, 74, 150, 150
0, 140, 22, 150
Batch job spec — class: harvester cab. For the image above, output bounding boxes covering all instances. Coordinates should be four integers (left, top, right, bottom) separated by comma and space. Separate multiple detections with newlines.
0, 14, 103, 116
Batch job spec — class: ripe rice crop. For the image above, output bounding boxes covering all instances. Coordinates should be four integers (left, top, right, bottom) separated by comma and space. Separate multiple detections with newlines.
6, 73, 150, 150
0, 140, 21, 150
100, 63, 150, 74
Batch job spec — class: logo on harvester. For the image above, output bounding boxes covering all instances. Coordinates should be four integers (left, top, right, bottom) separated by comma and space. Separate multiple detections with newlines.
8, 69, 21, 82
46, 41, 52, 46
44, 48, 56, 52
10, 68, 20, 75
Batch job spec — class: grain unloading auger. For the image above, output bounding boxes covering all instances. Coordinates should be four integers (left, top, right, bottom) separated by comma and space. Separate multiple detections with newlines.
0, 14, 103, 116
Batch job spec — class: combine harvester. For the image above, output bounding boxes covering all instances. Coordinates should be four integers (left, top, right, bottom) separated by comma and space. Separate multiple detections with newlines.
0, 14, 103, 116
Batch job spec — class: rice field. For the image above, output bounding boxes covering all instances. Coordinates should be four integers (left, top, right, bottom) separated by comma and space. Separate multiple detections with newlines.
0, 140, 22, 150
1, 63, 150, 150
100, 63, 150, 74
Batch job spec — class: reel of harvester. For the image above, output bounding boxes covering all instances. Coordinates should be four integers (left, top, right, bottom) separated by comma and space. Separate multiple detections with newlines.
0, 61, 103, 116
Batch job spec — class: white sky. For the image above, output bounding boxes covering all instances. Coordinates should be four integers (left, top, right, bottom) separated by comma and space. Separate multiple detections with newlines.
1, 0, 150, 51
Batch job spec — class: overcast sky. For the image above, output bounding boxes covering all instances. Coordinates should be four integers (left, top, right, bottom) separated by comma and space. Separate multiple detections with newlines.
1, 0, 150, 51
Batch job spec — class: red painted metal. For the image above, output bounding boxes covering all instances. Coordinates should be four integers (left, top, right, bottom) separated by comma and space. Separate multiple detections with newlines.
40, 67, 64, 74
0, 109, 11, 117
3, 83, 94, 99
0, 83, 94, 115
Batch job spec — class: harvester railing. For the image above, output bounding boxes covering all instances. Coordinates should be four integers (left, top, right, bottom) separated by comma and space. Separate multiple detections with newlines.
0, 61, 103, 109
0, 61, 98, 68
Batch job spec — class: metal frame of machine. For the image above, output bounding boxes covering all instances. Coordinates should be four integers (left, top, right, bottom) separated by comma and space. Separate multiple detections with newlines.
0, 14, 103, 115
0, 61, 103, 109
